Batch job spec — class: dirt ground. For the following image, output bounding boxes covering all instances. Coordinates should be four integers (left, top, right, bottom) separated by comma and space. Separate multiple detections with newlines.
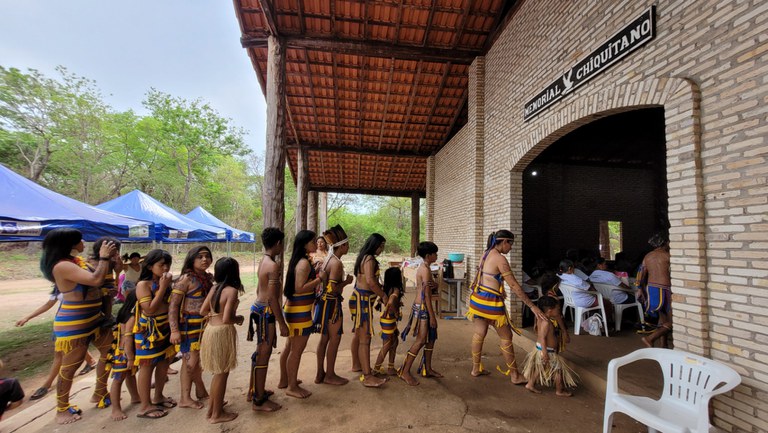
0, 280, 646, 433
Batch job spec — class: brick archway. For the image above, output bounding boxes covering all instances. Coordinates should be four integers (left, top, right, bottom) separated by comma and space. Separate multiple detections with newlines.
509, 77, 709, 356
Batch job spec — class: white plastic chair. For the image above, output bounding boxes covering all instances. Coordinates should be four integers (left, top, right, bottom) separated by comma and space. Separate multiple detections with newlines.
592, 282, 644, 332
559, 283, 609, 336
604, 348, 741, 433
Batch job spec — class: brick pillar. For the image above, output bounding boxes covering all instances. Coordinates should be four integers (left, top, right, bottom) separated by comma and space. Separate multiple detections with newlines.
426, 156, 435, 241
465, 56, 485, 309
508, 170, 524, 327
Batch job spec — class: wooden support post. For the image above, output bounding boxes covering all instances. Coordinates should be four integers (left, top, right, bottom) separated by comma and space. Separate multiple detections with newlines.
319, 192, 328, 232
307, 191, 318, 234
296, 146, 309, 233
263, 34, 286, 255
411, 192, 420, 257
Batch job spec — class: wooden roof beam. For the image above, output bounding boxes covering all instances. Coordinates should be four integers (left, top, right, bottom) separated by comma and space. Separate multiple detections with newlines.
242, 36, 480, 64
286, 144, 431, 158
416, 62, 451, 152
256, 0, 279, 36
453, 0, 475, 49
396, 60, 423, 153
310, 186, 425, 199
303, 48, 322, 142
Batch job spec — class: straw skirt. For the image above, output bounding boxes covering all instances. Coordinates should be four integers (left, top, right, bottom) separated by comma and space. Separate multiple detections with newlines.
200, 323, 238, 374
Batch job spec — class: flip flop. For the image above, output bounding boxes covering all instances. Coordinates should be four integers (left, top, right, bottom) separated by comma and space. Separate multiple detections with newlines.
136, 408, 168, 419
30, 387, 48, 400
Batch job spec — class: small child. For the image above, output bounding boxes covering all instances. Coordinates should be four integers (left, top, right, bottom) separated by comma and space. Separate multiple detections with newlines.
399, 241, 442, 386
523, 296, 578, 396
373, 267, 405, 376
109, 291, 140, 421
0, 359, 24, 421
200, 257, 245, 424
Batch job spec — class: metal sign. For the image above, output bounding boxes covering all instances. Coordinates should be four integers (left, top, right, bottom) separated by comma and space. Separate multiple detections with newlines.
524, 6, 656, 121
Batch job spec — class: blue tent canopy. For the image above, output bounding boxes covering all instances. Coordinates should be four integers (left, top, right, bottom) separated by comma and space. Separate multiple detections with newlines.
186, 207, 255, 243
0, 164, 155, 242
97, 190, 228, 243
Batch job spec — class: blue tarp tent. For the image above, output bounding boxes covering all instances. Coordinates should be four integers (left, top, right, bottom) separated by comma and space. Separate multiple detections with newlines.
96, 190, 228, 243
0, 164, 155, 242
186, 207, 255, 243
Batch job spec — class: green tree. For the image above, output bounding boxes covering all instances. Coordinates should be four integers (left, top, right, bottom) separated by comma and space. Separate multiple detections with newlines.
143, 89, 248, 211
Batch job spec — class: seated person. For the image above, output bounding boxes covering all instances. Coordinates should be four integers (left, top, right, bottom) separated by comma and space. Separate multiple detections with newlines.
588, 258, 637, 305
1, 360, 24, 420
521, 270, 541, 299
557, 260, 613, 315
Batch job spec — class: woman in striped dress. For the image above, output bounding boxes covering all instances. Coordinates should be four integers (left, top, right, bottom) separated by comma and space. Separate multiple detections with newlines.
465, 230, 546, 385
41, 228, 116, 424
281, 230, 326, 399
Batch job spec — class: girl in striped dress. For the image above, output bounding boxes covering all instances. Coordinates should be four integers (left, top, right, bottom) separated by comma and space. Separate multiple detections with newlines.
373, 267, 404, 376
134, 249, 177, 419
280, 230, 326, 399
109, 291, 139, 420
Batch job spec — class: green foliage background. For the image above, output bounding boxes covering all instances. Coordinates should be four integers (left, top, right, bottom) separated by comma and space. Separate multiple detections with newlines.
1, 66, 424, 254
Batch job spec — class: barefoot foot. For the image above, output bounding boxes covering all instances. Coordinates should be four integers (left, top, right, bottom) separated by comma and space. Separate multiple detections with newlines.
111, 409, 128, 421
386, 368, 398, 376
56, 411, 82, 424
322, 373, 349, 385
556, 390, 573, 397
252, 399, 282, 412
178, 398, 204, 409
398, 372, 419, 386
525, 383, 541, 394
277, 379, 301, 389
285, 385, 312, 398
314, 372, 325, 384
425, 369, 443, 378
208, 410, 238, 424
470, 368, 491, 377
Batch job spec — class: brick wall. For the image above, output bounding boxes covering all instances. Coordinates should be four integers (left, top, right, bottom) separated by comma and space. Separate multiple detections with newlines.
432, 1, 768, 431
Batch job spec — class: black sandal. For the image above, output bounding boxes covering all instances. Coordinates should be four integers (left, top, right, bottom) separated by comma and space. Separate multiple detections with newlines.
30, 387, 48, 400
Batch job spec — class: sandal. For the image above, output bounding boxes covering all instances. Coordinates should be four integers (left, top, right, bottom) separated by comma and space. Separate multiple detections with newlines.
78, 363, 96, 376
30, 387, 48, 400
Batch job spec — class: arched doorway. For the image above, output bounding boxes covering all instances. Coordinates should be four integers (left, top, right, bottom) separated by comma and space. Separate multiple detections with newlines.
522, 108, 669, 278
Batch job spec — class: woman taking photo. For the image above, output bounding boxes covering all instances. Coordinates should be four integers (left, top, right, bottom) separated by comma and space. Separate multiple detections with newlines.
41, 228, 116, 424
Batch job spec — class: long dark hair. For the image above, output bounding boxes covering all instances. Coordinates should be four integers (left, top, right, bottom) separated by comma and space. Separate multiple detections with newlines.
139, 249, 173, 281
284, 230, 316, 298
211, 257, 244, 313
180, 245, 212, 274
90, 237, 121, 260
354, 233, 386, 275
383, 267, 404, 296
486, 230, 515, 250
40, 228, 82, 282
116, 291, 137, 324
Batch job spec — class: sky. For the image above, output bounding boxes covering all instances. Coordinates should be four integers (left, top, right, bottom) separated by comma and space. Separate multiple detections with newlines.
0, 0, 267, 156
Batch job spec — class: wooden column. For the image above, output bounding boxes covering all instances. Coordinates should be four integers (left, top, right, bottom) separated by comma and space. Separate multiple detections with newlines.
262, 35, 286, 235
411, 192, 420, 257
296, 146, 309, 233
307, 191, 318, 234
319, 192, 328, 232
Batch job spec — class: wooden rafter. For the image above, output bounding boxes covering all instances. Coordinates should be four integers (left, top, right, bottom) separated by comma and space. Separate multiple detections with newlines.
357, 154, 362, 189
358, 59, 366, 148
453, 0, 475, 49
256, 0, 278, 36
332, 56, 341, 148
376, 59, 396, 151
422, 0, 437, 47
311, 186, 425, 198
297, 0, 306, 34
241, 36, 480, 64
441, 88, 467, 147
396, 59, 423, 153
329, 0, 336, 37
287, 145, 430, 159
416, 62, 451, 153
303, 48, 322, 143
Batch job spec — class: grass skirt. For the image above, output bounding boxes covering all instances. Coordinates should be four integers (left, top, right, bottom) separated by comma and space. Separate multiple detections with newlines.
200, 324, 238, 374
522, 349, 579, 388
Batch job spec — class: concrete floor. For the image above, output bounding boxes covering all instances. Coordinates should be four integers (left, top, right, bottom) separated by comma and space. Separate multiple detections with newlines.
1, 287, 653, 433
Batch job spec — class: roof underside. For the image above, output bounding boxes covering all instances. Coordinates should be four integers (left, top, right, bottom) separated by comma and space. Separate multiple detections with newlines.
234, 0, 517, 197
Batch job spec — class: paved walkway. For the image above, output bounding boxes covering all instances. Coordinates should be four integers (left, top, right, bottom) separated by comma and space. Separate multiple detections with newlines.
1, 287, 647, 433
